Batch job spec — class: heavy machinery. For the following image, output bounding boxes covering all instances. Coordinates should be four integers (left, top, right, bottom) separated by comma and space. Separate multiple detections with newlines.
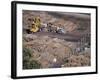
25, 17, 66, 34
30, 17, 41, 33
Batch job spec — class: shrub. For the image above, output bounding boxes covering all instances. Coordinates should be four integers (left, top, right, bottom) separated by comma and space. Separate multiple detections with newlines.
23, 46, 41, 69
28, 60, 41, 69
23, 46, 32, 58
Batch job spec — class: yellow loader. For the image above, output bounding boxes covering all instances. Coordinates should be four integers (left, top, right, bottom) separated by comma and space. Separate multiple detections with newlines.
30, 17, 41, 32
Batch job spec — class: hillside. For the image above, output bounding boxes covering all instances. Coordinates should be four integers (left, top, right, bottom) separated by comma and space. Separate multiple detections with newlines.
22, 10, 91, 69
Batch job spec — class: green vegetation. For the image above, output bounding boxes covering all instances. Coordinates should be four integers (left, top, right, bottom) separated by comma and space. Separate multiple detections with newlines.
23, 46, 32, 58
23, 46, 41, 69
23, 59, 41, 69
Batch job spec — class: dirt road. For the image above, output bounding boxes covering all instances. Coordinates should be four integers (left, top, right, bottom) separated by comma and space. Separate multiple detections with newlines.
25, 32, 83, 42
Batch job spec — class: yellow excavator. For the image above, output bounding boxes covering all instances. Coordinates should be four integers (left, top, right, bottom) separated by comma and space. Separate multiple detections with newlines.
30, 17, 41, 33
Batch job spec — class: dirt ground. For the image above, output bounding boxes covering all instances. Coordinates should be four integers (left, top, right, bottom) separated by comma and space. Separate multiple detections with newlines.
23, 10, 91, 69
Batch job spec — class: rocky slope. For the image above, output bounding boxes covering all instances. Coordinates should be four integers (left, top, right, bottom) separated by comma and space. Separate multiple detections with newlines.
23, 10, 91, 69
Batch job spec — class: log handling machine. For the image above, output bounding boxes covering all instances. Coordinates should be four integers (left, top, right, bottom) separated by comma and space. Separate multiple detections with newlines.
24, 17, 66, 34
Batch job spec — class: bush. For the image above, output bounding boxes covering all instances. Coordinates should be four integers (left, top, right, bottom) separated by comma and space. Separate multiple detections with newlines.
28, 60, 41, 69
23, 46, 32, 58
23, 46, 41, 69
23, 59, 41, 69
